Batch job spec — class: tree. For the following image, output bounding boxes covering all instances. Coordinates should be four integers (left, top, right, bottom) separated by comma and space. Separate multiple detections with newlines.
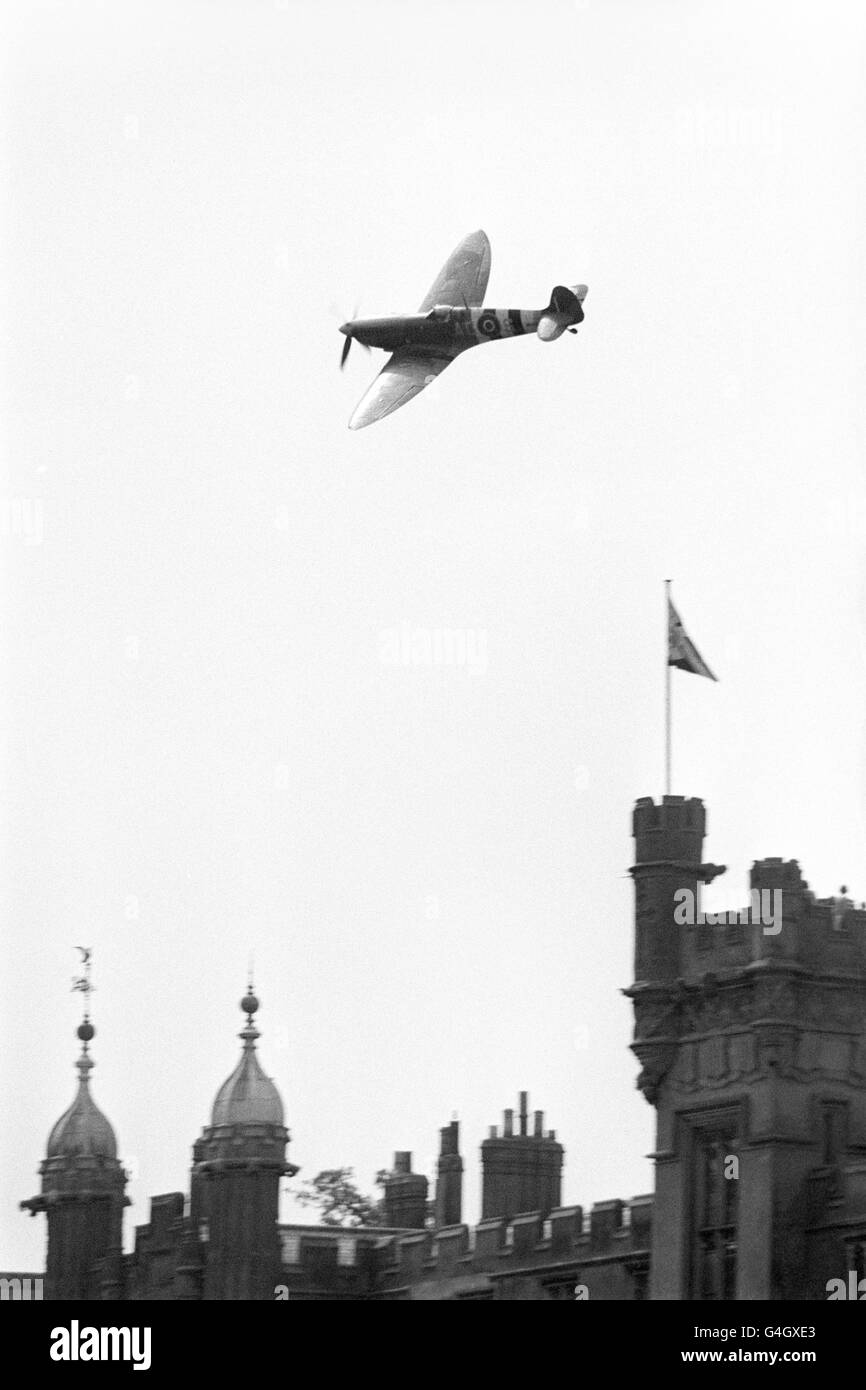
294, 1168, 387, 1228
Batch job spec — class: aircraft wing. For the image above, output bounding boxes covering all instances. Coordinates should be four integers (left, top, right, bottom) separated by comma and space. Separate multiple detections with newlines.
417, 230, 491, 312
349, 351, 455, 430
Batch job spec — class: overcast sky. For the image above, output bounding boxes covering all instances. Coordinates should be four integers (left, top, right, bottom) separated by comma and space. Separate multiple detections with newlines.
3, 0, 866, 1270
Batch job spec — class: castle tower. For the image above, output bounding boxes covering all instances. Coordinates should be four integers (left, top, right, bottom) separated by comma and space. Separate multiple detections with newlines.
480, 1092, 563, 1219
434, 1119, 463, 1228
21, 957, 127, 1300
627, 796, 725, 1103
625, 796, 866, 1300
191, 986, 297, 1300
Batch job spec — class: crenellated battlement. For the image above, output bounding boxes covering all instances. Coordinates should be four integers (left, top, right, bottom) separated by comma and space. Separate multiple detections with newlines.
751, 857, 806, 890
673, 868, 866, 975
633, 795, 707, 865
631, 795, 866, 983
381, 1193, 652, 1280
133, 1193, 186, 1252
275, 1194, 653, 1299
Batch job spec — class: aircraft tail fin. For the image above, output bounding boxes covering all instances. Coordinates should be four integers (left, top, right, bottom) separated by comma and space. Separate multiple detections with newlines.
537, 284, 587, 341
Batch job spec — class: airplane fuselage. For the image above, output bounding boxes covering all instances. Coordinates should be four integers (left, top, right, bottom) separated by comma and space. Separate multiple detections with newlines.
339, 227, 586, 425
340, 305, 546, 356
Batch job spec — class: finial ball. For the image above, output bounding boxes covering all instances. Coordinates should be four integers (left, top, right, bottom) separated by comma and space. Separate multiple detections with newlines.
77, 1021, 95, 1043
241, 992, 259, 1017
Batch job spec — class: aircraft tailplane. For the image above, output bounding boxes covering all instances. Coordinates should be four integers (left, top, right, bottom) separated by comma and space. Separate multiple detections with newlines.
537, 284, 587, 341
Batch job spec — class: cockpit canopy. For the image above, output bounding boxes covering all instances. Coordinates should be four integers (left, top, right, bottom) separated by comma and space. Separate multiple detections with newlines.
426, 304, 462, 320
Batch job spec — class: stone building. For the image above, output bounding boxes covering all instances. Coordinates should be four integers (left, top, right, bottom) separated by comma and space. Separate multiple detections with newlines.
17, 796, 866, 1300
628, 795, 866, 1301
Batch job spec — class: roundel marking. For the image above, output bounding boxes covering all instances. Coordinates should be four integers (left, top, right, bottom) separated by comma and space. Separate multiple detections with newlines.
477, 311, 501, 338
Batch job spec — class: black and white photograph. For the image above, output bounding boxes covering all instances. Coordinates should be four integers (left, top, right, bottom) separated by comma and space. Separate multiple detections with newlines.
2, 0, 865, 1365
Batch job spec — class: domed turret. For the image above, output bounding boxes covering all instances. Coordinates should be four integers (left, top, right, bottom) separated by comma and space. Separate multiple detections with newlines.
46, 1023, 118, 1159
210, 993, 284, 1129
190, 983, 297, 1301
21, 955, 127, 1300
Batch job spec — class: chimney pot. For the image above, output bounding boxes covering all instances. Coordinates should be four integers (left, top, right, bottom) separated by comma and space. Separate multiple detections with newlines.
481, 1100, 563, 1220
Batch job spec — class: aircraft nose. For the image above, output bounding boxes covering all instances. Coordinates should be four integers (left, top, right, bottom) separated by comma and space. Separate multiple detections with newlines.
339, 322, 351, 336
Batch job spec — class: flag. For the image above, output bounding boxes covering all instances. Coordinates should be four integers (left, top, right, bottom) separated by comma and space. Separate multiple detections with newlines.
668, 596, 717, 681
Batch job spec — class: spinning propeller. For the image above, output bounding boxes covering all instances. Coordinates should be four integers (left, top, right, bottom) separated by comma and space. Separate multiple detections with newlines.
339, 306, 370, 370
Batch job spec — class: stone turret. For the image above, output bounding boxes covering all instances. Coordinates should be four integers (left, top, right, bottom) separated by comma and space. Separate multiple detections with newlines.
191, 986, 297, 1300
21, 964, 127, 1300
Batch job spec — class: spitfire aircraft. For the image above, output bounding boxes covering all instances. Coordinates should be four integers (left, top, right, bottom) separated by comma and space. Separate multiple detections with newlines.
339, 230, 587, 429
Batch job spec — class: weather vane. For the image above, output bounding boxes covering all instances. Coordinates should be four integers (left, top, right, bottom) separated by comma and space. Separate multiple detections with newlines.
71, 946, 94, 1017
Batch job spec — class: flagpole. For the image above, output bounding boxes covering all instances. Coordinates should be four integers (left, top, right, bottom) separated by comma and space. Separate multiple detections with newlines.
665, 579, 671, 796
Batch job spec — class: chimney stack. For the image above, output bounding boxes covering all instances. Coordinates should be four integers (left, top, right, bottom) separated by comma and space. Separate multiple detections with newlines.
481, 1093, 564, 1221
434, 1119, 463, 1229
382, 1152, 428, 1229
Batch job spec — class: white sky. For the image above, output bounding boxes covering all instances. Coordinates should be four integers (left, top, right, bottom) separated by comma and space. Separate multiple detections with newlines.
2, 0, 866, 1270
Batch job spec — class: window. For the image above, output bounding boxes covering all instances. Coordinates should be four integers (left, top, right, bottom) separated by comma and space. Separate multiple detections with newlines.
692, 1133, 738, 1300
337, 1236, 357, 1268
821, 1101, 847, 1165
280, 1232, 301, 1264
